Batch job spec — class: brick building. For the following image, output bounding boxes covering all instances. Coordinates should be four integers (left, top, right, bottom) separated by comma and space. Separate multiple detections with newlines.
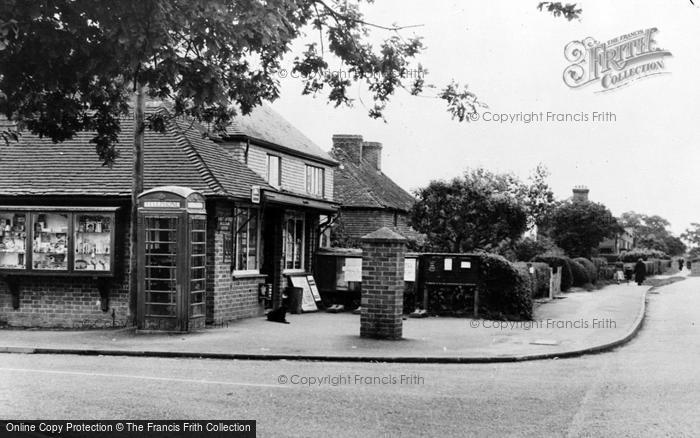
328, 134, 423, 247
0, 104, 338, 329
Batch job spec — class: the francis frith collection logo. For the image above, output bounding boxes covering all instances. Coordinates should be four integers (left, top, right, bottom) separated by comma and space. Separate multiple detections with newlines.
563, 28, 672, 92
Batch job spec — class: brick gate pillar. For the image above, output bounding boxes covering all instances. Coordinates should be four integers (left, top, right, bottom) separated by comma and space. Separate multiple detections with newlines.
360, 227, 407, 340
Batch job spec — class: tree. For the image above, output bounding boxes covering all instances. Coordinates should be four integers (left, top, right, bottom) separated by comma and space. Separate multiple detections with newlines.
410, 169, 528, 253
620, 211, 685, 256
549, 201, 622, 258
682, 223, 700, 257
524, 163, 556, 231
0, 0, 488, 321
537, 2, 583, 20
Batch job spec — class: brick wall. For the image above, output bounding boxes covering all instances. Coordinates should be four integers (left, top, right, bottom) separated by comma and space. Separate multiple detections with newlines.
211, 276, 266, 322
360, 228, 407, 340
0, 276, 129, 328
207, 201, 265, 323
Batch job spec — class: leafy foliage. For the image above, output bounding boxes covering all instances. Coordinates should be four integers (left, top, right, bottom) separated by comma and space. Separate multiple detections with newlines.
573, 257, 598, 284
532, 254, 574, 292
524, 164, 556, 230
0, 0, 487, 164
619, 248, 669, 263
501, 235, 563, 262
619, 211, 686, 256
477, 253, 533, 320
549, 201, 622, 258
567, 259, 589, 287
411, 169, 528, 253
681, 223, 700, 257
537, 2, 582, 21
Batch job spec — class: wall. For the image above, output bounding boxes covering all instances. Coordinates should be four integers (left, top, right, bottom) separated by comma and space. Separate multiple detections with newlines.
206, 200, 265, 323
220, 140, 334, 200
335, 209, 415, 241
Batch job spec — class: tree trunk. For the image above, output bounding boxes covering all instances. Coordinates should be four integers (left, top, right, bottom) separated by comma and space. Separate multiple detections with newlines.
129, 82, 145, 326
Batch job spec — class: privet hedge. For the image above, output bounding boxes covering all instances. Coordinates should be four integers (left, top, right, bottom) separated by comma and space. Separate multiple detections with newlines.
477, 253, 533, 320
532, 255, 574, 291
515, 261, 552, 299
574, 258, 598, 284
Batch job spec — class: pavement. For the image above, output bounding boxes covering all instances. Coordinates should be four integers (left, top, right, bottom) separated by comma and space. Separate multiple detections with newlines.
0, 271, 689, 363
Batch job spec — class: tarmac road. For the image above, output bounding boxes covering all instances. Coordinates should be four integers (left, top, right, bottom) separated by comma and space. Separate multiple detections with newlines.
1, 277, 699, 437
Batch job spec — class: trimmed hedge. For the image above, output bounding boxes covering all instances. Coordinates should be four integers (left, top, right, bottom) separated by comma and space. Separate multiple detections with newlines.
515, 261, 552, 299
532, 255, 574, 292
569, 259, 590, 286
477, 253, 533, 320
574, 258, 598, 284
619, 249, 669, 262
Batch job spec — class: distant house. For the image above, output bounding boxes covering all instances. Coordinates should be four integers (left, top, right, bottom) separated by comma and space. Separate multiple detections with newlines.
328, 134, 423, 246
599, 228, 634, 255
570, 186, 633, 256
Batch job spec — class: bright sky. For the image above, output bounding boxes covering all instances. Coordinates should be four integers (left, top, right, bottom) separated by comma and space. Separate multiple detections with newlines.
270, 0, 699, 235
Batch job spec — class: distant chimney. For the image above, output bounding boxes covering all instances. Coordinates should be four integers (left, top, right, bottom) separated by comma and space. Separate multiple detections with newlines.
332, 134, 364, 165
362, 141, 382, 170
572, 185, 589, 202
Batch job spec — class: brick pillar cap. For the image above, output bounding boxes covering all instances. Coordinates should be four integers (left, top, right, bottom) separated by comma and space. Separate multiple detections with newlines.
360, 227, 407, 243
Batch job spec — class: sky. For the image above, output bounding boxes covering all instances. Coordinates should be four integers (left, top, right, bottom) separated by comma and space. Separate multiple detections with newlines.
269, 0, 699, 235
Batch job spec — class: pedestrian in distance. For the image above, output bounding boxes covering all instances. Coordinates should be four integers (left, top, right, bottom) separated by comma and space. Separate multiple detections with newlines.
615, 263, 626, 285
634, 258, 647, 286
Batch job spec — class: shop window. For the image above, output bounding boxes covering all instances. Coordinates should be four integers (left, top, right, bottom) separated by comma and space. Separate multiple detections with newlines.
305, 165, 324, 196
283, 212, 305, 272
0, 212, 27, 270
74, 214, 112, 271
267, 154, 281, 188
0, 208, 117, 276
32, 213, 69, 271
234, 207, 260, 274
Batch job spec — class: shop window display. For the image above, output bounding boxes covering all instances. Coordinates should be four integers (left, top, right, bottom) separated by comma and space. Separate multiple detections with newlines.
0, 212, 27, 270
32, 213, 69, 271
74, 214, 112, 271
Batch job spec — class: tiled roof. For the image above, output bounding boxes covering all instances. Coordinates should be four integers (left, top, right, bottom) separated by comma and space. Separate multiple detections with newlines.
0, 110, 272, 198
331, 148, 416, 212
223, 104, 335, 164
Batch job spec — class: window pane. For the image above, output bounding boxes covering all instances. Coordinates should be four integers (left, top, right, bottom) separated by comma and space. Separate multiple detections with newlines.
234, 207, 259, 272
268, 155, 280, 186
74, 214, 112, 271
32, 213, 69, 271
0, 212, 27, 270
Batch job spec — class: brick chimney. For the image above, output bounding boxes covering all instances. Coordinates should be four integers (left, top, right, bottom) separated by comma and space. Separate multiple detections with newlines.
362, 141, 382, 170
572, 185, 589, 202
332, 134, 364, 165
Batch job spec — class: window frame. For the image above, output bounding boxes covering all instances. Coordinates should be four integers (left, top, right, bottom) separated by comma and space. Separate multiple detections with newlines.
282, 211, 306, 274
267, 154, 282, 188
233, 206, 261, 276
305, 164, 325, 197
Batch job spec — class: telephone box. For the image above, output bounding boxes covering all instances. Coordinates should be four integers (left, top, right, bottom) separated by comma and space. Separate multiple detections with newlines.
137, 186, 206, 332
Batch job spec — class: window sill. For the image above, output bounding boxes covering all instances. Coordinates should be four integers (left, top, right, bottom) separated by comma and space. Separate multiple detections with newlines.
283, 269, 307, 276
232, 271, 267, 280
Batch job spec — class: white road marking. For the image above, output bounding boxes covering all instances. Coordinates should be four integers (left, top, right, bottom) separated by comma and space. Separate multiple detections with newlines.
0, 367, 289, 389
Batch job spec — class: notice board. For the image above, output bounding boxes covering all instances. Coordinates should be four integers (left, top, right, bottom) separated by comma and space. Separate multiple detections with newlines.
289, 275, 318, 312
